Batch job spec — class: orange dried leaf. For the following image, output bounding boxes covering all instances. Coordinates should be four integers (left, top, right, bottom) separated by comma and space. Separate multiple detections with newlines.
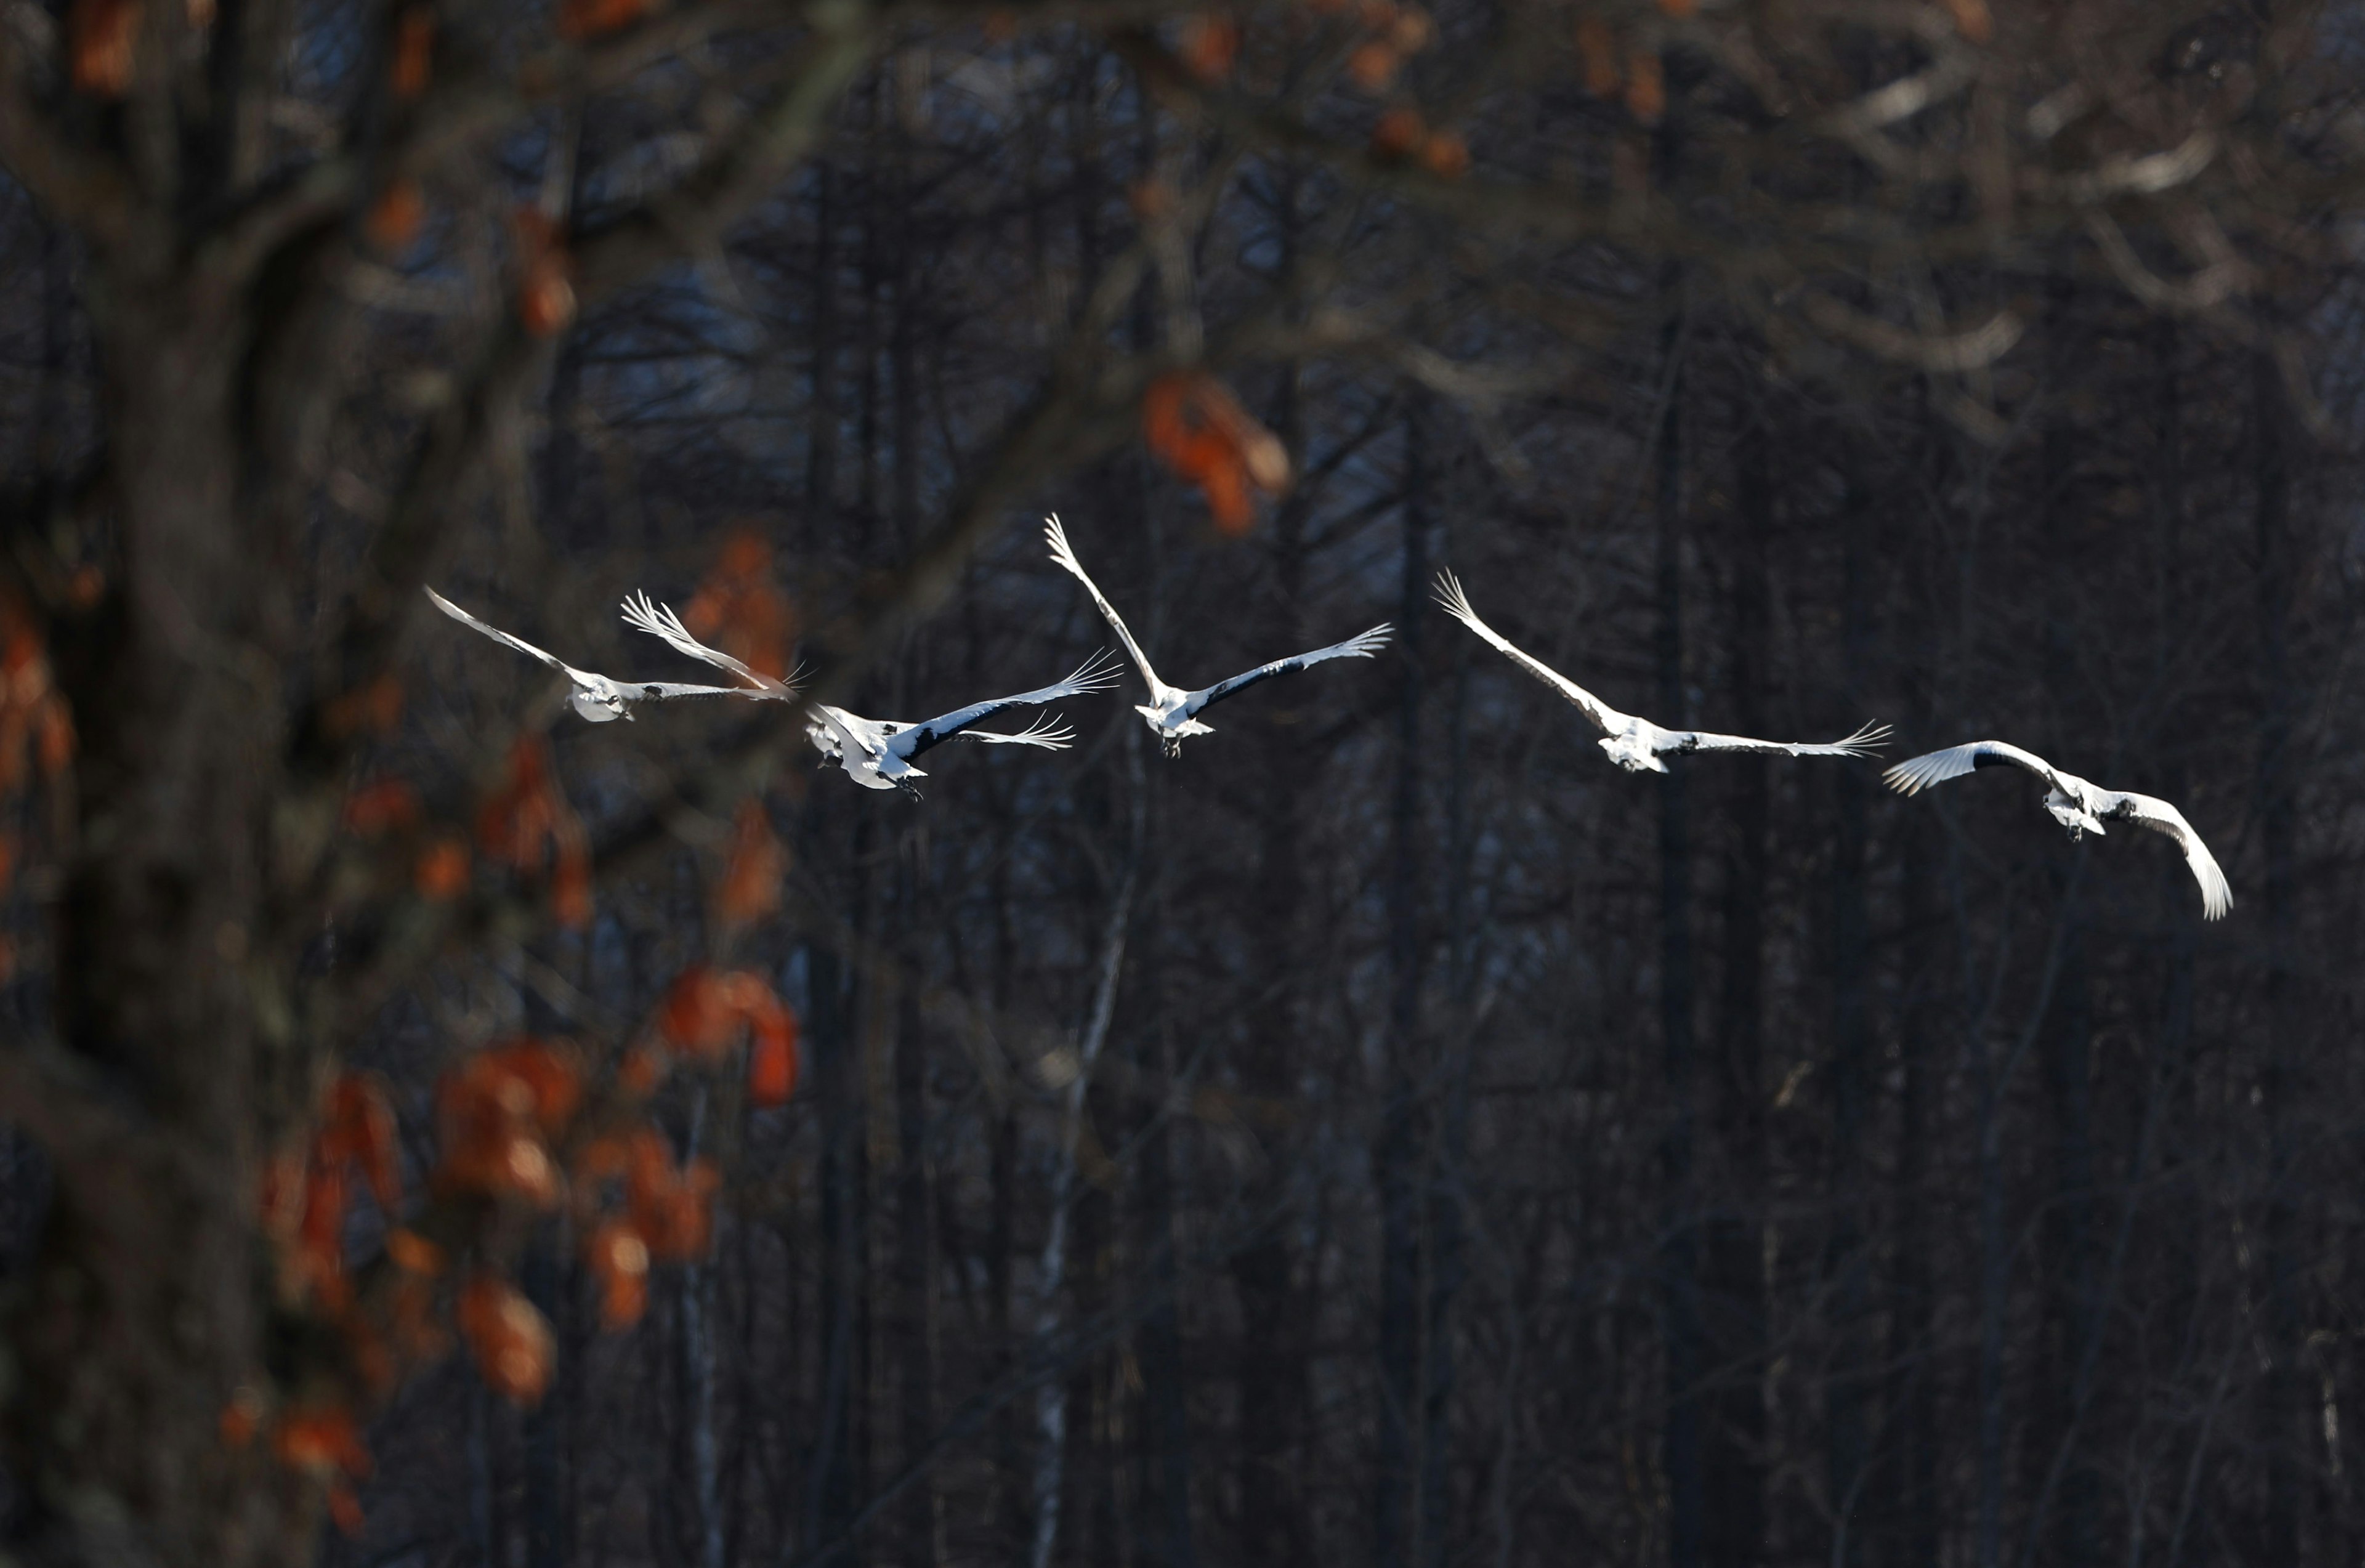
459, 1275, 554, 1405
1371, 105, 1426, 162
1421, 129, 1470, 179
619, 1043, 667, 1098
414, 837, 470, 900
273, 1407, 371, 1477
683, 530, 796, 681
328, 1482, 365, 1537
556, 0, 645, 39
1388, 6, 1431, 51
386, 1227, 445, 1275
1943, 0, 1991, 42
68, 0, 140, 97
1623, 48, 1664, 123
718, 798, 786, 927
658, 966, 737, 1059
325, 674, 405, 737
390, 7, 433, 97
322, 1073, 402, 1208
1345, 39, 1397, 91
481, 1038, 583, 1134
1128, 179, 1175, 220
34, 702, 73, 776
586, 1218, 652, 1328
748, 1004, 801, 1107
365, 179, 426, 253
220, 1386, 267, 1449
1654, 0, 1696, 15
1575, 16, 1620, 96
342, 778, 421, 837
1178, 15, 1240, 81
512, 211, 577, 336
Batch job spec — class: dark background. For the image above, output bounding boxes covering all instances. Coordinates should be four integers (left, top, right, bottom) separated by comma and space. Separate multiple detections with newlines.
0, 2, 2361, 1567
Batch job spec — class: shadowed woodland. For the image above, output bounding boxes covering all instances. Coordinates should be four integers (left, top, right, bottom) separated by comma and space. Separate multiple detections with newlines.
1, 1, 2364, 1566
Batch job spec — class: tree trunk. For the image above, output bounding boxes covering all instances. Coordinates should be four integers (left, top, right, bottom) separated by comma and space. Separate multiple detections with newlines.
1377, 398, 1429, 1568
14, 278, 315, 1568
1652, 297, 1700, 1568
1702, 402, 1769, 1568
1826, 472, 1872, 1568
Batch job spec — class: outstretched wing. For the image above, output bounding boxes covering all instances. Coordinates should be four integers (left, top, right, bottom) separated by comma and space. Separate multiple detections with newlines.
893, 649, 1123, 759
427, 586, 581, 681
1185, 624, 1393, 716
1667, 721, 1892, 760
1433, 571, 1625, 735
807, 704, 880, 762
1045, 515, 1168, 696
949, 714, 1077, 750
2110, 792, 2233, 921
1883, 738, 2063, 796
631, 682, 762, 702
621, 592, 796, 697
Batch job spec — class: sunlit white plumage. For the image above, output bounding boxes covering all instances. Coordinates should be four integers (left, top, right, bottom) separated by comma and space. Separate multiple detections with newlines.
427, 586, 758, 722
1883, 740, 2232, 919
1044, 514, 1391, 756
623, 592, 1120, 793
1434, 571, 1890, 772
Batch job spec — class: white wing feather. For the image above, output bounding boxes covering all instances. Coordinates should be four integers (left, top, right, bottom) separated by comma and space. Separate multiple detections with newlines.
1433, 571, 1627, 735
2112, 793, 2234, 920
1883, 739, 2062, 796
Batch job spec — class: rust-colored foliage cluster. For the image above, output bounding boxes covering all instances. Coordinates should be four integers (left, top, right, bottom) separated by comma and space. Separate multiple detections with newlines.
366, 179, 426, 253
240, 961, 799, 1529
390, 7, 433, 98
654, 966, 801, 1107
716, 797, 788, 929
0, 604, 76, 798
1572, 11, 1665, 122
262, 1073, 403, 1314
575, 1127, 720, 1324
67, 0, 140, 97
1142, 371, 1291, 534
477, 735, 591, 927
1368, 105, 1467, 176
557, 0, 647, 39
1176, 14, 1240, 81
459, 1275, 556, 1402
682, 528, 796, 682
434, 1037, 581, 1208
1340, 0, 1432, 93
511, 210, 577, 337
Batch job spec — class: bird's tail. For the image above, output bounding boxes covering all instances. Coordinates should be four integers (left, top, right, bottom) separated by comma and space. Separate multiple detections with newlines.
962, 714, 1077, 750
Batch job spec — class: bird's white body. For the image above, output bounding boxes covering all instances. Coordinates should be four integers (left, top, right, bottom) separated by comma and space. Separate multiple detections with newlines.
621, 592, 1117, 795
1433, 572, 1890, 774
1883, 740, 2231, 919
427, 586, 760, 721
1043, 514, 1391, 756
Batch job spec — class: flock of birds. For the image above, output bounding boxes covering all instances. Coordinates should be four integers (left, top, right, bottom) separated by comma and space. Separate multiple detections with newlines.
428, 514, 2233, 921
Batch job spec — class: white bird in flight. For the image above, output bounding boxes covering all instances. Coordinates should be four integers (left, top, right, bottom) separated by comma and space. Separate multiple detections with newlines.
1044, 514, 1392, 756
1883, 740, 2232, 919
1434, 572, 1890, 772
622, 592, 1121, 794
427, 586, 762, 723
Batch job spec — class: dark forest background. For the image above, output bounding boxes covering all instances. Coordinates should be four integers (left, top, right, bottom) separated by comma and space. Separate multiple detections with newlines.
1, 1, 2363, 1567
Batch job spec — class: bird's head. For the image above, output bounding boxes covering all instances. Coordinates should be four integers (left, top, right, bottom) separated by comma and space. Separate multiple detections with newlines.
572, 690, 631, 723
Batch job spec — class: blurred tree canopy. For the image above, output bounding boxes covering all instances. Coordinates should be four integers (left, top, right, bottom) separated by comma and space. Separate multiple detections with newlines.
1, 0, 2364, 1566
